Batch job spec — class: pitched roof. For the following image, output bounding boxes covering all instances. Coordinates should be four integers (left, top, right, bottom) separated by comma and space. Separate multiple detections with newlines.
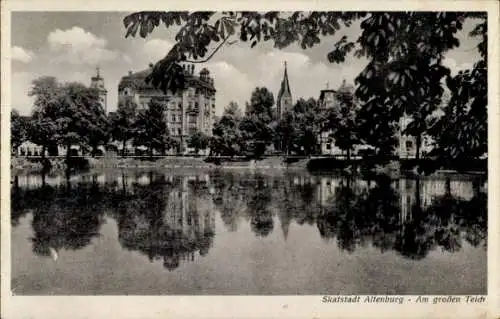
118, 68, 216, 92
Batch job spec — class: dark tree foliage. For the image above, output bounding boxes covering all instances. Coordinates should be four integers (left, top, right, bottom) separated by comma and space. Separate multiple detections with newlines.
211, 102, 244, 157
134, 99, 177, 157
110, 96, 139, 157
56, 82, 109, 160
187, 130, 210, 154
27, 76, 61, 158
240, 87, 275, 158
11, 109, 29, 153
326, 83, 360, 159
276, 98, 321, 155
27, 77, 109, 161
429, 19, 487, 162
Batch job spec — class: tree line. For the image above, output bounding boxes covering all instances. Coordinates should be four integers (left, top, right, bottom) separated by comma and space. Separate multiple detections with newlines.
11, 73, 486, 164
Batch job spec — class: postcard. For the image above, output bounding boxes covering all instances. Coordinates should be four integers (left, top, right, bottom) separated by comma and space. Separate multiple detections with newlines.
1, 0, 499, 318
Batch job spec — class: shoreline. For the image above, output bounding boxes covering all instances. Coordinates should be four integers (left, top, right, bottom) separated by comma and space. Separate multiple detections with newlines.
10, 156, 487, 178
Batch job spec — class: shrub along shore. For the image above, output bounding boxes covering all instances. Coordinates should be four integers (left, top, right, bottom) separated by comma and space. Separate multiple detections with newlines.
11, 155, 487, 177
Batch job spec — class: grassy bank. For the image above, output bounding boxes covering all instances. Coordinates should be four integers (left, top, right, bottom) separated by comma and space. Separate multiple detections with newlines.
11, 156, 310, 174
11, 156, 487, 176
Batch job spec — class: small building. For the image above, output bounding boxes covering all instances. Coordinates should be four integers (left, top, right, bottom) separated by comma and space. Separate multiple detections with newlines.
317, 81, 434, 159
397, 114, 434, 159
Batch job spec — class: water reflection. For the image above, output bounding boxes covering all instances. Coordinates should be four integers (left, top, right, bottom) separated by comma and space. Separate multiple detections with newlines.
12, 171, 487, 269
111, 173, 215, 271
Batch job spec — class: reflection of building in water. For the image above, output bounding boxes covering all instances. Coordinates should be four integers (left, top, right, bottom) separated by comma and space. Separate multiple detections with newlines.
14, 173, 108, 189
317, 177, 340, 206
161, 175, 215, 268
116, 174, 215, 271
449, 180, 475, 201
399, 178, 480, 221
316, 177, 375, 206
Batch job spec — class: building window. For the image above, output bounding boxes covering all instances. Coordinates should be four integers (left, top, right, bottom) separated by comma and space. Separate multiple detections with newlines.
172, 115, 176, 122
406, 140, 413, 149
178, 102, 182, 109
178, 128, 182, 136
326, 143, 331, 150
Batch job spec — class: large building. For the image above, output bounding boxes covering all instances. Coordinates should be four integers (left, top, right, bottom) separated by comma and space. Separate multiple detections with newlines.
276, 62, 293, 119
117, 63, 216, 153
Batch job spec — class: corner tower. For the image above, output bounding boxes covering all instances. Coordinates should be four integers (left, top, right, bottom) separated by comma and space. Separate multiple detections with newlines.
90, 67, 108, 113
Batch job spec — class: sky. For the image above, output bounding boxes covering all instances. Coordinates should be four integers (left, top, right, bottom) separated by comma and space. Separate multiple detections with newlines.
11, 12, 481, 116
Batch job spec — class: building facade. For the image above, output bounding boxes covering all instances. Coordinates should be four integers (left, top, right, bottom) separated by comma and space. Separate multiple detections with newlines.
276, 62, 293, 120
118, 64, 216, 153
318, 88, 343, 156
397, 113, 434, 159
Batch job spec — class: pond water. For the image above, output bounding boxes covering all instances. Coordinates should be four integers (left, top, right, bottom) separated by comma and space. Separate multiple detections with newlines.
10, 169, 487, 295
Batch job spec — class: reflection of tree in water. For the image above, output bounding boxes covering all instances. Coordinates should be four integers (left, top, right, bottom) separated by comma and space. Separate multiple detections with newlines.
13, 171, 486, 264
29, 179, 105, 258
211, 172, 246, 232
317, 175, 487, 259
245, 174, 274, 237
279, 175, 322, 227
112, 173, 215, 271
317, 178, 367, 253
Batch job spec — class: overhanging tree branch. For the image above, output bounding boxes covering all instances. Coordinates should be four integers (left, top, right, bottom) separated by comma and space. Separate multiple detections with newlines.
184, 35, 232, 63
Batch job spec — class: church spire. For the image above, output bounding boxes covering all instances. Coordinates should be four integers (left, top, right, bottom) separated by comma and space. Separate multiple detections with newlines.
282, 61, 291, 95
277, 61, 293, 121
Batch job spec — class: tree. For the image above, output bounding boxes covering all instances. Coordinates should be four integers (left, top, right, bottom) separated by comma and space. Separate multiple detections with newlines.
240, 87, 275, 157
27, 76, 61, 159
275, 110, 297, 155
123, 11, 486, 160
55, 82, 109, 163
86, 89, 111, 156
429, 19, 487, 163
134, 98, 174, 157
187, 131, 210, 154
110, 96, 138, 157
245, 87, 274, 120
275, 98, 322, 156
324, 83, 360, 160
211, 101, 244, 156
11, 109, 28, 154
27, 77, 108, 163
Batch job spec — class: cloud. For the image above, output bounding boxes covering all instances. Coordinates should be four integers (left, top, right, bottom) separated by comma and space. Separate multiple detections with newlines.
47, 27, 123, 65
12, 46, 34, 63
138, 39, 173, 66
204, 61, 254, 114
11, 72, 37, 115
